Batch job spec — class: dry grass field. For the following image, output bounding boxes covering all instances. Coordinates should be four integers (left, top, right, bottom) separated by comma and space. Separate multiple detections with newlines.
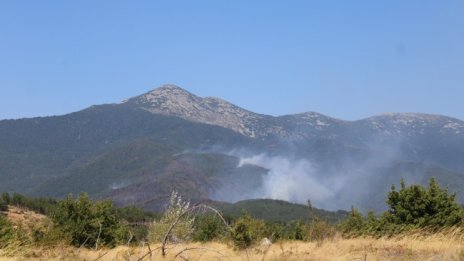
1, 233, 463, 261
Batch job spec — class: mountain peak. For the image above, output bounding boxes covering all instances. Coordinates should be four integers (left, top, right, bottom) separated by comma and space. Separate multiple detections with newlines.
150, 84, 191, 94
126, 84, 199, 106
124, 84, 265, 137
144, 84, 195, 99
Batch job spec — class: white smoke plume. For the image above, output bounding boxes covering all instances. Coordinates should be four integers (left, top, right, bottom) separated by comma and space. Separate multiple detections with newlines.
238, 155, 335, 205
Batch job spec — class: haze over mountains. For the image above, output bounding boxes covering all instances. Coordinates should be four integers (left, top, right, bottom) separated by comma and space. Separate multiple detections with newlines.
1, 84, 463, 212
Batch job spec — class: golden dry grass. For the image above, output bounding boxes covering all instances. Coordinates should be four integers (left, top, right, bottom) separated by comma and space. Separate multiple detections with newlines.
3, 206, 46, 233
1, 233, 463, 261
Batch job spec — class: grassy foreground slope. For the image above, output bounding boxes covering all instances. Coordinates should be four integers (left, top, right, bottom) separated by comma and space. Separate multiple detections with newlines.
1, 235, 463, 260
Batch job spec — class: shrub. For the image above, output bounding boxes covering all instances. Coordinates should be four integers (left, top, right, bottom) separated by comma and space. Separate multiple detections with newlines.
339, 207, 364, 236
51, 193, 128, 248
0, 214, 14, 248
308, 220, 336, 242
193, 213, 227, 242
231, 212, 266, 249
386, 178, 463, 227
340, 178, 464, 237
231, 213, 253, 249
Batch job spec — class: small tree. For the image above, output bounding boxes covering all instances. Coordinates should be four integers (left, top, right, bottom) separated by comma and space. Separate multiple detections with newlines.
231, 211, 267, 249
386, 178, 463, 227
339, 206, 364, 235
231, 212, 253, 249
193, 213, 226, 242
51, 193, 127, 247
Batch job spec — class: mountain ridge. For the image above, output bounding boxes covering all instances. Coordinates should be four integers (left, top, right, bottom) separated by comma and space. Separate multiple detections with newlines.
120, 84, 464, 139
0, 84, 463, 212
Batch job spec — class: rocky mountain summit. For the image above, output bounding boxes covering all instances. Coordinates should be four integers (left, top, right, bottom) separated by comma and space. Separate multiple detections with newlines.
123, 84, 336, 139
122, 84, 464, 142
124, 84, 271, 137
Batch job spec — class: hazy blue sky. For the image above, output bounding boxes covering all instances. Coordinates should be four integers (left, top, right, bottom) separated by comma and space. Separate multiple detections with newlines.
1, 1, 463, 120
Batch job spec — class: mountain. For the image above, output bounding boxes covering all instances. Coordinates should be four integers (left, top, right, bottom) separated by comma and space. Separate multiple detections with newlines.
0, 84, 463, 213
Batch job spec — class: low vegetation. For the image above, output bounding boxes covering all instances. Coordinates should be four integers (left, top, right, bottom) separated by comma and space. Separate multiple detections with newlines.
340, 178, 464, 237
0, 177, 463, 260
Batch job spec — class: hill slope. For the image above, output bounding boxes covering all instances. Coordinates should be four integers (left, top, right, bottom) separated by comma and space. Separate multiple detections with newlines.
0, 84, 463, 212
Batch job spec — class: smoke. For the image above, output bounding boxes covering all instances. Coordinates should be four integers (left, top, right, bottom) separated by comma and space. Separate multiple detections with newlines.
208, 135, 406, 212
238, 155, 334, 204
231, 153, 396, 211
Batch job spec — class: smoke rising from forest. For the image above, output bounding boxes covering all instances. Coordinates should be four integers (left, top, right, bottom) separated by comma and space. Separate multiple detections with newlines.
209, 137, 405, 211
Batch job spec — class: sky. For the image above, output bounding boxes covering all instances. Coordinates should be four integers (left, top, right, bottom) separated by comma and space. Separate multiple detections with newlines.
1, 1, 463, 121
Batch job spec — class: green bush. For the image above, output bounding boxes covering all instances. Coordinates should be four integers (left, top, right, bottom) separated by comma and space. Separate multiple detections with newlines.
231, 213, 253, 249
231, 212, 267, 249
340, 178, 464, 237
386, 178, 463, 227
51, 193, 128, 248
0, 215, 14, 248
193, 213, 227, 242
339, 207, 364, 236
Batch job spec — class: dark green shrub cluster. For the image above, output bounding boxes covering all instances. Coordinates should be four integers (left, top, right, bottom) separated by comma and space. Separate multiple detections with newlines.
340, 178, 464, 237
50, 193, 129, 248
231, 212, 259, 249
193, 213, 228, 242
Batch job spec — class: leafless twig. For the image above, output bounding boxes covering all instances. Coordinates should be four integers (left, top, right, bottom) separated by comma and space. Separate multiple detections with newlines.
73, 236, 90, 261
93, 250, 110, 261
136, 246, 163, 261
172, 247, 232, 261
95, 222, 102, 250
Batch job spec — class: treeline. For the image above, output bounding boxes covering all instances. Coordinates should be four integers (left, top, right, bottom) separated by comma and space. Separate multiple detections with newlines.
340, 178, 464, 236
0, 192, 57, 215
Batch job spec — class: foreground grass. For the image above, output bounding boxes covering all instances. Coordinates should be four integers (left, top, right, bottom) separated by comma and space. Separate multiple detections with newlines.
1, 233, 463, 261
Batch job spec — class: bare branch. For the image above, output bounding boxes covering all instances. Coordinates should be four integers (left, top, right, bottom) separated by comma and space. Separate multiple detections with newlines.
93, 250, 110, 261
136, 246, 163, 261
172, 247, 232, 261
95, 222, 102, 250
